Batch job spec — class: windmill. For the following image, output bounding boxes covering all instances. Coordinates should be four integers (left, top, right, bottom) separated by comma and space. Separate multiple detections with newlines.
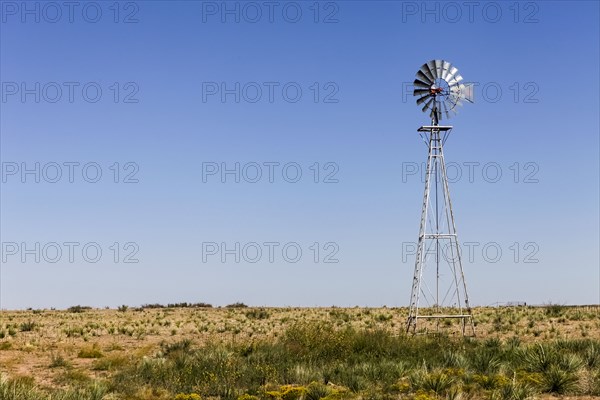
407, 60, 475, 335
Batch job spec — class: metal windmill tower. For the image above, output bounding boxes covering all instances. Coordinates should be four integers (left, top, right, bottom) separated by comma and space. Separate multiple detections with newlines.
406, 60, 475, 335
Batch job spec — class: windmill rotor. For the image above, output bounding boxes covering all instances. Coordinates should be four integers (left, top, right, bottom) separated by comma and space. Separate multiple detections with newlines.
412, 59, 473, 125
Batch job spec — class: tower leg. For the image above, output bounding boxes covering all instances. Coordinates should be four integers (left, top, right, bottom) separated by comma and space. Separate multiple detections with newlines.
407, 129, 435, 334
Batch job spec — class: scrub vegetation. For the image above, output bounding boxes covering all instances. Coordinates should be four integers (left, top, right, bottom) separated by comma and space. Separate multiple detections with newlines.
1, 305, 599, 400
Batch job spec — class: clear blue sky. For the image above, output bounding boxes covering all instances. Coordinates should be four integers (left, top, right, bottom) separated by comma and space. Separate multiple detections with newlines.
1, 1, 598, 309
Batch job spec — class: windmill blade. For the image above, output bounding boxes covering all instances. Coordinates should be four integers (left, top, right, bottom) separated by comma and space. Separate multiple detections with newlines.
445, 66, 459, 83
421, 97, 434, 113
449, 83, 474, 103
418, 94, 433, 107
413, 88, 430, 96
446, 93, 462, 111
421, 97, 435, 112
450, 92, 464, 107
419, 64, 435, 83
449, 84, 464, 99
441, 61, 452, 80
444, 98, 459, 116
446, 94, 461, 114
446, 88, 458, 101
413, 75, 433, 88
447, 74, 463, 86
414, 93, 431, 104
426, 60, 438, 79
435, 100, 444, 120
434, 60, 443, 79
441, 100, 450, 119
449, 84, 461, 97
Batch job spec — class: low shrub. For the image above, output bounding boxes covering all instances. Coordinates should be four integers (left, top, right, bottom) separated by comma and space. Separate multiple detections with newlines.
78, 344, 104, 359
19, 321, 36, 332
246, 309, 270, 320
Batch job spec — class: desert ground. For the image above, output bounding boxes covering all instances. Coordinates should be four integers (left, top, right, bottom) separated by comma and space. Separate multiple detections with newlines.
1, 304, 599, 399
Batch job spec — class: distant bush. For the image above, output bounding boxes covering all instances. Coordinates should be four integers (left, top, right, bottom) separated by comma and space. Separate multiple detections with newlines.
67, 305, 91, 313
226, 302, 248, 308
140, 303, 164, 309
168, 302, 213, 308
168, 303, 187, 308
